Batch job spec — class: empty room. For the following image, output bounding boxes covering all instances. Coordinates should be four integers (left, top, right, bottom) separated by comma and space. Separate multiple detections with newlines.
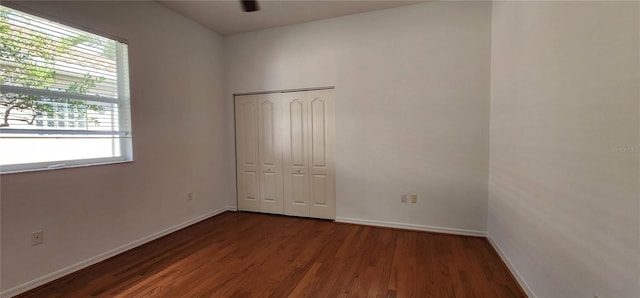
1, 0, 638, 297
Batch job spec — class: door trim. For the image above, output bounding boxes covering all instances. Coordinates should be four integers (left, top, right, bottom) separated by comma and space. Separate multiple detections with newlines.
233, 86, 335, 97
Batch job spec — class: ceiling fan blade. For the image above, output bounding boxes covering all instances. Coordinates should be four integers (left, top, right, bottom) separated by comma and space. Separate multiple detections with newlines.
240, 0, 260, 12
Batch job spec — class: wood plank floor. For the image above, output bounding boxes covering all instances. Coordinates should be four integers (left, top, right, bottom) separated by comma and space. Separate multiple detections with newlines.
17, 212, 526, 297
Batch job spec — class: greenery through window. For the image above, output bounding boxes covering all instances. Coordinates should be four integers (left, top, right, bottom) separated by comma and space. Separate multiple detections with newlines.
0, 5, 132, 172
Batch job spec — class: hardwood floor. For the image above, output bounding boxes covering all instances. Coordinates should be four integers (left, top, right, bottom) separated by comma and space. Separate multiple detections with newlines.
17, 212, 525, 297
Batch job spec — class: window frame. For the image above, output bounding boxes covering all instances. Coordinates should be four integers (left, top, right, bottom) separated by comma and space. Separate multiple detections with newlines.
0, 5, 133, 174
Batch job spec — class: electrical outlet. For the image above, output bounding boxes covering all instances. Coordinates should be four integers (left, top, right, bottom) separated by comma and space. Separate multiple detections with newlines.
410, 194, 417, 203
31, 230, 43, 246
187, 192, 193, 201
400, 194, 407, 203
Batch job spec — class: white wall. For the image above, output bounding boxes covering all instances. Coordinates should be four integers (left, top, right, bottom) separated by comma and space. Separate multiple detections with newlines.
489, 2, 640, 297
8, 2, 636, 297
224, 1, 492, 234
0, 1, 234, 295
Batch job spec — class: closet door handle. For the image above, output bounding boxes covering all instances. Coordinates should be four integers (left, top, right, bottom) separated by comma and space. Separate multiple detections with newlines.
267, 168, 271, 172
295, 169, 301, 173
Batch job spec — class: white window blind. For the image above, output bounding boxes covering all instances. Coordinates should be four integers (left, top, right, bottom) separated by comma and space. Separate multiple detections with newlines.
0, 5, 132, 173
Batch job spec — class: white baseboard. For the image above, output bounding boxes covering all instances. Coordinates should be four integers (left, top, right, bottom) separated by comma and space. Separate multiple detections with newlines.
486, 232, 536, 298
334, 216, 486, 237
1, 206, 235, 298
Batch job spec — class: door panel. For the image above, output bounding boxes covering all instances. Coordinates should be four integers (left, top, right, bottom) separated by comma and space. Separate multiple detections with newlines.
258, 94, 283, 214
235, 95, 260, 212
289, 100, 305, 166
260, 101, 275, 162
283, 92, 310, 217
312, 174, 327, 205
311, 98, 326, 167
244, 171, 259, 201
243, 101, 258, 165
262, 173, 276, 201
292, 173, 308, 204
307, 90, 336, 219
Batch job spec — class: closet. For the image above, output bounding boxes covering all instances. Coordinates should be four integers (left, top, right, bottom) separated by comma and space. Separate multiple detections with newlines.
235, 89, 335, 219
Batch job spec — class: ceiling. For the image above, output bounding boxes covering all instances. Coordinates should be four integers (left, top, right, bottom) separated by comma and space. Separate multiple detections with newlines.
157, 0, 424, 35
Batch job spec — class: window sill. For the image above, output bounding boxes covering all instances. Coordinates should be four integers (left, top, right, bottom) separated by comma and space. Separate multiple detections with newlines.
0, 159, 134, 175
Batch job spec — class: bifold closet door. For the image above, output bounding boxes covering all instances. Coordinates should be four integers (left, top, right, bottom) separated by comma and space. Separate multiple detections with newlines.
235, 94, 284, 214
282, 92, 310, 217
257, 94, 284, 214
282, 89, 336, 219
235, 95, 260, 212
236, 89, 335, 219
307, 90, 336, 219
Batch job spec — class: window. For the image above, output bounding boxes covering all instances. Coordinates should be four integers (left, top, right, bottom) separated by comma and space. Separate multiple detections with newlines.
0, 6, 132, 173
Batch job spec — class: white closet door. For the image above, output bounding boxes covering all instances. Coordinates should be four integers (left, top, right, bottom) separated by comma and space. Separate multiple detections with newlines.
235, 95, 260, 212
282, 91, 311, 217
237, 89, 335, 219
257, 93, 284, 214
282, 89, 336, 219
307, 90, 336, 219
